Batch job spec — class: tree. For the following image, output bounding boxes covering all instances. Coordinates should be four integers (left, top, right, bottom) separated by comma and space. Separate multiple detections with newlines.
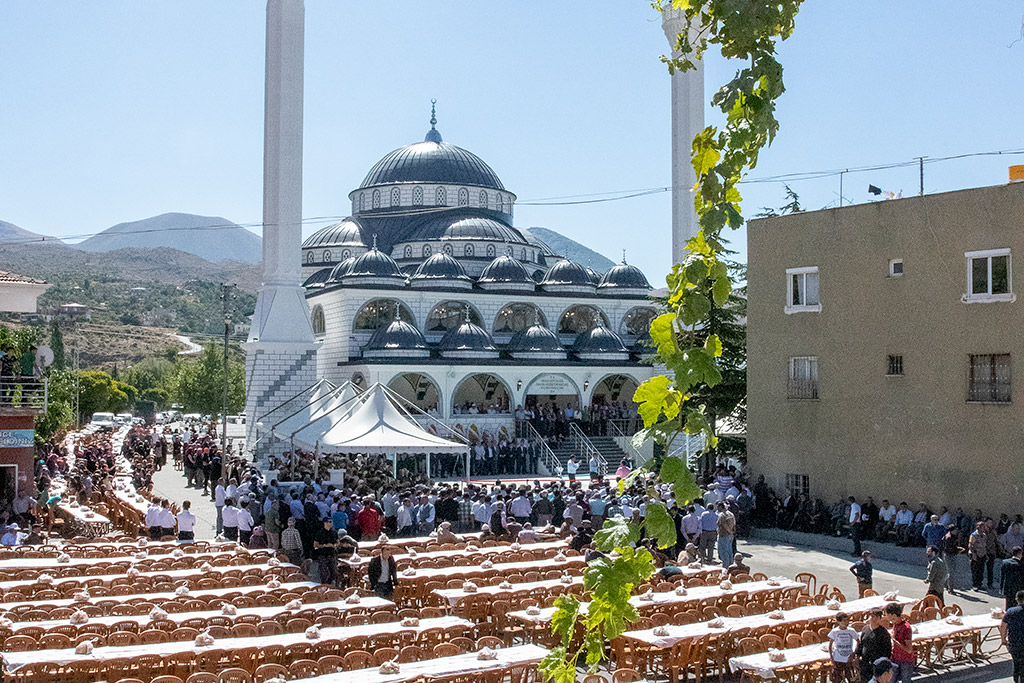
35, 368, 75, 441
168, 345, 244, 415
541, 1, 802, 678
76, 370, 137, 418
50, 321, 66, 370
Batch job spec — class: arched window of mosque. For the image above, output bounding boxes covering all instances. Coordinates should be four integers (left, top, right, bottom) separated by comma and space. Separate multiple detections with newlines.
311, 305, 326, 337
413, 186, 423, 206
391, 187, 401, 207
465, 244, 474, 257
323, 250, 331, 262
306, 251, 314, 264
621, 307, 658, 337
558, 305, 610, 334
403, 245, 413, 259
372, 190, 381, 209
353, 298, 414, 331
505, 245, 514, 256
436, 186, 447, 206
479, 190, 488, 208
423, 245, 432, 258
486, 244, 496, 257
458, 188, 469, 206
443, 244, 453, 255
341, 249, 351, 259
494, 303, 547, 334
520, 248, 527, 261
496, 194, 504, 212
359, 193, 366, 211
427, 301, 483, 332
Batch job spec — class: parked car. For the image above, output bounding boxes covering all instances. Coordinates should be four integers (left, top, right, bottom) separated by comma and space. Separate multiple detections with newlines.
115, 413, 133, 425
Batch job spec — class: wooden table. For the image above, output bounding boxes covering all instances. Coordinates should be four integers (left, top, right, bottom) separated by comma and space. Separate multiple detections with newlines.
728, 613, 1000, 679
404, 557, 584, 584
1, 616, 473, 671
0, 548, 274, 571
293, 644, 549, 683
0, 561, 291, 593
508, 579, 807, 625
435, 577, 584, 607
361, 533, 483, 551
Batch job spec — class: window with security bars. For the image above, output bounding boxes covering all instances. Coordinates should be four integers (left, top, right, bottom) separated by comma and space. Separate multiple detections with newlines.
968, 354, 1011, 403
787, 356, 819, 399
785, 474, 810, 496
887, 355, 904, 376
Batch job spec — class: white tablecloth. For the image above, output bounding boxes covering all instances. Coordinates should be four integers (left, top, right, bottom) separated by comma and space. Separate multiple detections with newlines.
0, 548, 274, 571
508, 579, 806, 624
407, 556, 583, 582
299, 644, 549, 683
624, 595, 917, 648
0, 561, 288, 592
1, 616, 473, 671
390, 540, 567, 563
0, 580, 319, 612
361, 533, 483, 551
728, 613, 999, 679
435, 577, 583, 606
5, 596, 393, 633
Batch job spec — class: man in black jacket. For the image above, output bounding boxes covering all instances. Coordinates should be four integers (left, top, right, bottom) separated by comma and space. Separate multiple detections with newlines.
435, 490, 460, 528
368, 546, 398, 598
1002, 546, 1024, 610
856, 609, 892, 682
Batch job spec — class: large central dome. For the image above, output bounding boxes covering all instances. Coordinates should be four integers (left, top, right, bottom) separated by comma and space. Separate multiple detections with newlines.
359, 131, 505, 191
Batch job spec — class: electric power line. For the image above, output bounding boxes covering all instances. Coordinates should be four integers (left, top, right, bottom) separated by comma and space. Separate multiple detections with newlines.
1, 146, 1021, 247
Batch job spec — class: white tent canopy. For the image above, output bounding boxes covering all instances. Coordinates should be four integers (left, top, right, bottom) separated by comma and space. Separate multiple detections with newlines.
255, 378, 336, 426
319, 383, 469, 455
287, 382, 364, 448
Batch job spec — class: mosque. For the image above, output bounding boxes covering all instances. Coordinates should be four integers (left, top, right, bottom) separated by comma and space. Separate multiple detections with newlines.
296, 106, 660, 438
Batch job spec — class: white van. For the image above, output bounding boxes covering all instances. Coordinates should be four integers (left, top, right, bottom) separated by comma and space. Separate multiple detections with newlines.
90, 412, 116, 431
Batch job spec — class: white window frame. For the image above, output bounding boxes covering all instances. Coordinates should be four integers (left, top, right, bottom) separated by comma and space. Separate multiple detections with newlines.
963, 248, 1015, 304
787, 356, 819, 399
784, 266, 821, 314
889, 259, 903, 277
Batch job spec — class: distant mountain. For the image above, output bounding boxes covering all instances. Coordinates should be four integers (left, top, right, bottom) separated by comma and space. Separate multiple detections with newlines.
76, 212, 262, 264
0, 219, 63, 247
522, 226, 616, 273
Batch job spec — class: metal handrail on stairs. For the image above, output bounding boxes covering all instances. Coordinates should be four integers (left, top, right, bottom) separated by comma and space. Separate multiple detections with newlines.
568, 421, 606, 476
514, 419, 561, 477
607, 419, 646, 467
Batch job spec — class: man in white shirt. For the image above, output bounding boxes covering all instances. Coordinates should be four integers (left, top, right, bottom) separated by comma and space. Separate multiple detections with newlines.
176, 501, 197, 541
894, 502, 914, 545
396, 497, 414, 536
381, 487, 399, 534
158, 500, 176, 538
876, 500, 898, 541
1, 524, 22, 546
509, 491, 532, 523
472, 495, 491, 529
236, 498, 255, 545
566, 457, 579, 483
145, 501, 163, 540
848, 496, 863, 557
414, 495, 435, 536
222, 498, 240, 542
214, 479, 227, 535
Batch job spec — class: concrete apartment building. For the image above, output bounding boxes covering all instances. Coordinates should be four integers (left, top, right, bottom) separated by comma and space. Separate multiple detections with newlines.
746, 181, 1024, 513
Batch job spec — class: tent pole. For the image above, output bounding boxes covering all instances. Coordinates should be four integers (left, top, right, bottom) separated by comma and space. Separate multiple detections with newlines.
393, 453, 397, 479
425, 451, 430, 481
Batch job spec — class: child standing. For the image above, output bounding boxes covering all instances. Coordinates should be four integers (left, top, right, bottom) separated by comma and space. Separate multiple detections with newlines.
828, 612, 860, 682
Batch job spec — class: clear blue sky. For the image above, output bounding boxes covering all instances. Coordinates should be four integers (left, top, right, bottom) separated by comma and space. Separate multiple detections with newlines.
1, 2, 1022, 282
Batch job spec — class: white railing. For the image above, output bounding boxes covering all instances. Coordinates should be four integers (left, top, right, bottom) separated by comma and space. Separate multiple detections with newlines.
0, 378, 47, 412
514, 419, 561, 476
568, 421, 606, 476
608, 419, 646, 467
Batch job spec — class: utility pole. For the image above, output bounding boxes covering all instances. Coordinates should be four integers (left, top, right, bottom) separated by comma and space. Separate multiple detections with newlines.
916, 156, 926, 196
221, 283, 235, 456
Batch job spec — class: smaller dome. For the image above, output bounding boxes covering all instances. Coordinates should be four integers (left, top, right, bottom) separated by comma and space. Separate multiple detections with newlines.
508, 325, 565, 354
477, 256, 536, 291
364, 319, 429, 358
573, 325, 629, 355
409, 215, 527, 244
410, 252, 472, 289
303, 219, 365, 249
346, 246, 404, 279
540, 259, 595, 291
329, 256, 357, 281
585, 267, 602, 285
439, 319, 499, 358
598, 261, 652, 293
303, 268, 333, 288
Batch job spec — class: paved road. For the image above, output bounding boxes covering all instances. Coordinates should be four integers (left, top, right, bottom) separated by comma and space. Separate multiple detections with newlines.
149, 451, 219, 540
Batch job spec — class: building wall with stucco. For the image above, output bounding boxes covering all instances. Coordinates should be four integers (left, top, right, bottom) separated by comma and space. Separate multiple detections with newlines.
747, 182, 1024, 513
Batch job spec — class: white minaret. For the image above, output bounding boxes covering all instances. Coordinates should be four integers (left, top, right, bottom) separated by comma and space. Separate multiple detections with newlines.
243, 0, 318, 455
661, 6, 705, 265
